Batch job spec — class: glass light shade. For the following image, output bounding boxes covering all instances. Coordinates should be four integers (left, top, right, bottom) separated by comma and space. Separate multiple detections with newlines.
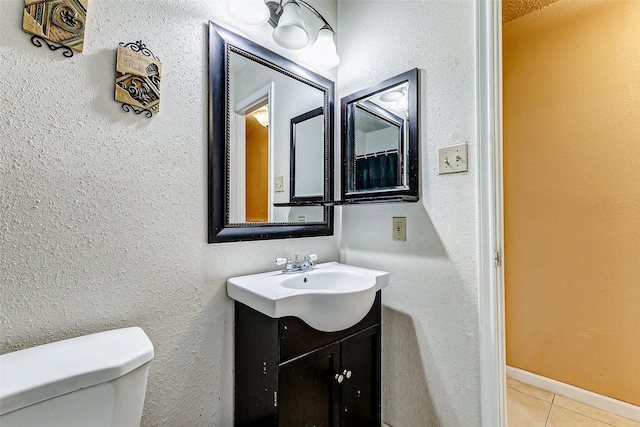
309, 27, 340, 69
252, 106, 269, 127
272, 1, 309, 50
228, 0, 270, 26
379, 90, 404, 102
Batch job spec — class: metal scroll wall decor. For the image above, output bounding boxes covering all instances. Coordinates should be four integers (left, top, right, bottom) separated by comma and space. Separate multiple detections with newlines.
22, 0, 88, 58
114, 41, 161, 118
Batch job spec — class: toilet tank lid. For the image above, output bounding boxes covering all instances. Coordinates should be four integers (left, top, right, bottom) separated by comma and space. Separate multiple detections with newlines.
0, 327, 154, 416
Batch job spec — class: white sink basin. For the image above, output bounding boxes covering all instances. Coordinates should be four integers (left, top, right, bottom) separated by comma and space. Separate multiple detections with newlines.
227, 262, 389, 332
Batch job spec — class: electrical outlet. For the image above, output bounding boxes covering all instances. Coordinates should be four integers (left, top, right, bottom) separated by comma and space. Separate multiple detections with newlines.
275, 175, 285, 192
438, 143, 468, 174
392, 217, 406, 241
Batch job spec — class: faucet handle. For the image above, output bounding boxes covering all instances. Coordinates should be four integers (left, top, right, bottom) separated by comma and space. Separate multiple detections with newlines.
274, 257, 289, 266
304, 254, 318, 267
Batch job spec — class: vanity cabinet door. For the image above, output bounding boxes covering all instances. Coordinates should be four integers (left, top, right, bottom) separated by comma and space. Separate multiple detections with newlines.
234, 293, 382, 427
277, 326, 381, 427
278, 342, 341, 427
339, 326, 381, 427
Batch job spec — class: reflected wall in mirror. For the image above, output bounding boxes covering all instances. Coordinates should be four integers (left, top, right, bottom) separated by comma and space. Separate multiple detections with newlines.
290, 107, 324, 202
341, 69, 419, 203
208, 22, 334, 243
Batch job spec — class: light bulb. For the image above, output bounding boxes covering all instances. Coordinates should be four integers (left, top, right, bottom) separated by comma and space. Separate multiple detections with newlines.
309, 27, 340, 69
228, 0, 270, 26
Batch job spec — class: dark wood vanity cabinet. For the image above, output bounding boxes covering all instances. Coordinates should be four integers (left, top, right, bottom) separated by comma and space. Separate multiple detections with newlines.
234, 292, 382, 427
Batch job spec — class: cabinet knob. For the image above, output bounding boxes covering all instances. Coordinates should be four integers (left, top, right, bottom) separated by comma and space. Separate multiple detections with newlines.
344, 370, 352, 379
335, 373, 344, 383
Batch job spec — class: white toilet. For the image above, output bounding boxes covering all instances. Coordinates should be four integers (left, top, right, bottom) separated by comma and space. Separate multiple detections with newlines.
0, 327, 154, 427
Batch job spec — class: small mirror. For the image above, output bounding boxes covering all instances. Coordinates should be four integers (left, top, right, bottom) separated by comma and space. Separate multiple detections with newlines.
341, 69, 419, 203
208, 23, 334, 243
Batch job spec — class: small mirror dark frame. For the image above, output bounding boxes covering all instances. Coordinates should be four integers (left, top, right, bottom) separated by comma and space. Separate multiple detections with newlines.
290, 107, 324, 203
208, 22, 334, 243
341, 69, 419, 203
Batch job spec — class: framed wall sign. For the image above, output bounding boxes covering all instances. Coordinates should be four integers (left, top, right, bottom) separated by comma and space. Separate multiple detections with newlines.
114, 41, 161, 118
22, 0, 89, 57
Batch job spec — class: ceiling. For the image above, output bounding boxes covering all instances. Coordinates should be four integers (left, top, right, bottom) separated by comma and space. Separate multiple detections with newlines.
503, 0, 561, 23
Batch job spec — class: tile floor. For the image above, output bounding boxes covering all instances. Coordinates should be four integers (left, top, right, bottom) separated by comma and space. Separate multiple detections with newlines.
507, 378, 640, 427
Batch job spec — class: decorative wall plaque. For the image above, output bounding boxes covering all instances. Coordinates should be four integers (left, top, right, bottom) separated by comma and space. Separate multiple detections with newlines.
22, 0, 89, 58
115, 41, 161, 118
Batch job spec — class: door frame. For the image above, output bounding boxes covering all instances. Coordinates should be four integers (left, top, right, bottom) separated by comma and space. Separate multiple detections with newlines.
230, 83, 275, 222
476, 1, 506, 426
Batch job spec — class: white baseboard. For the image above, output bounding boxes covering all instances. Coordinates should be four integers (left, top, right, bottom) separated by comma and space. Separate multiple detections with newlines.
507, 366, 640, 422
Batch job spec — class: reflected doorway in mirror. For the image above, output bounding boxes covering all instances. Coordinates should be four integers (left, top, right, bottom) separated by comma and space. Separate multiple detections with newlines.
245, 105, 269, 222
229, 83, 274, 223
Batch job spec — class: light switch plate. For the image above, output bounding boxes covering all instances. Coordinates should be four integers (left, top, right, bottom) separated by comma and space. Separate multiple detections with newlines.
392, 217, 406, 241
275, 175, 285, 192
438, 143, 468, 174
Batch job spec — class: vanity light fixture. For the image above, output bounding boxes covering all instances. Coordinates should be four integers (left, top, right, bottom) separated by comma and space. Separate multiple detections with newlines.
251, 105, 269, 127
379, 88, 408, 112
227, 0, 340, 69
271, 0, 309, 49
309, 25, 340, 69
379, 90, 404, 103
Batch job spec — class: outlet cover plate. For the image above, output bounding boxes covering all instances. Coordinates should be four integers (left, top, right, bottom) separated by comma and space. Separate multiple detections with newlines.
392, 217, 406, 241
275, 175, 285, 192
438, 143, 468, 174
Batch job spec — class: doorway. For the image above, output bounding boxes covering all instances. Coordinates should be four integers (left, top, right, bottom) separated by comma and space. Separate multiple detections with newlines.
230, 83, 275, 223
245, 104, 269, 222
477, 1, 640, 426
500, 0, 640, 424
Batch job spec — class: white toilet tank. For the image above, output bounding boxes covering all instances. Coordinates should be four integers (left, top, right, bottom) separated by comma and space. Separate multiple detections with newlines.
0, 327, 154, 427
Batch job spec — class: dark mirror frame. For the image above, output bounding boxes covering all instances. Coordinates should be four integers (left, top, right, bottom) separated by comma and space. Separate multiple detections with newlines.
208, 22, 334, 243
290, 106, 324, 203
340, 68, 419, 203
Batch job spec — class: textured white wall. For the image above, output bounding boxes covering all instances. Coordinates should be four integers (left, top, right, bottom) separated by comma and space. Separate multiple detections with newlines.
0, 1, 338, 425
2, 0, 483, 425
337, 1, 481, 426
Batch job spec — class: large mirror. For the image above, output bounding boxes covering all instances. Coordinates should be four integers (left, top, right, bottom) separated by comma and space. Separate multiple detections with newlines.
341, 69, 419, 203
208, 23, 334, 243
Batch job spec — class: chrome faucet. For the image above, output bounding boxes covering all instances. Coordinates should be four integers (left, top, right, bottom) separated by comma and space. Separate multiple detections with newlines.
275, 254, 318, 274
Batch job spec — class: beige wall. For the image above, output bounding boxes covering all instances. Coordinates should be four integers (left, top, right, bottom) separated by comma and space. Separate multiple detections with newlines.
504, 0, 640, 406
